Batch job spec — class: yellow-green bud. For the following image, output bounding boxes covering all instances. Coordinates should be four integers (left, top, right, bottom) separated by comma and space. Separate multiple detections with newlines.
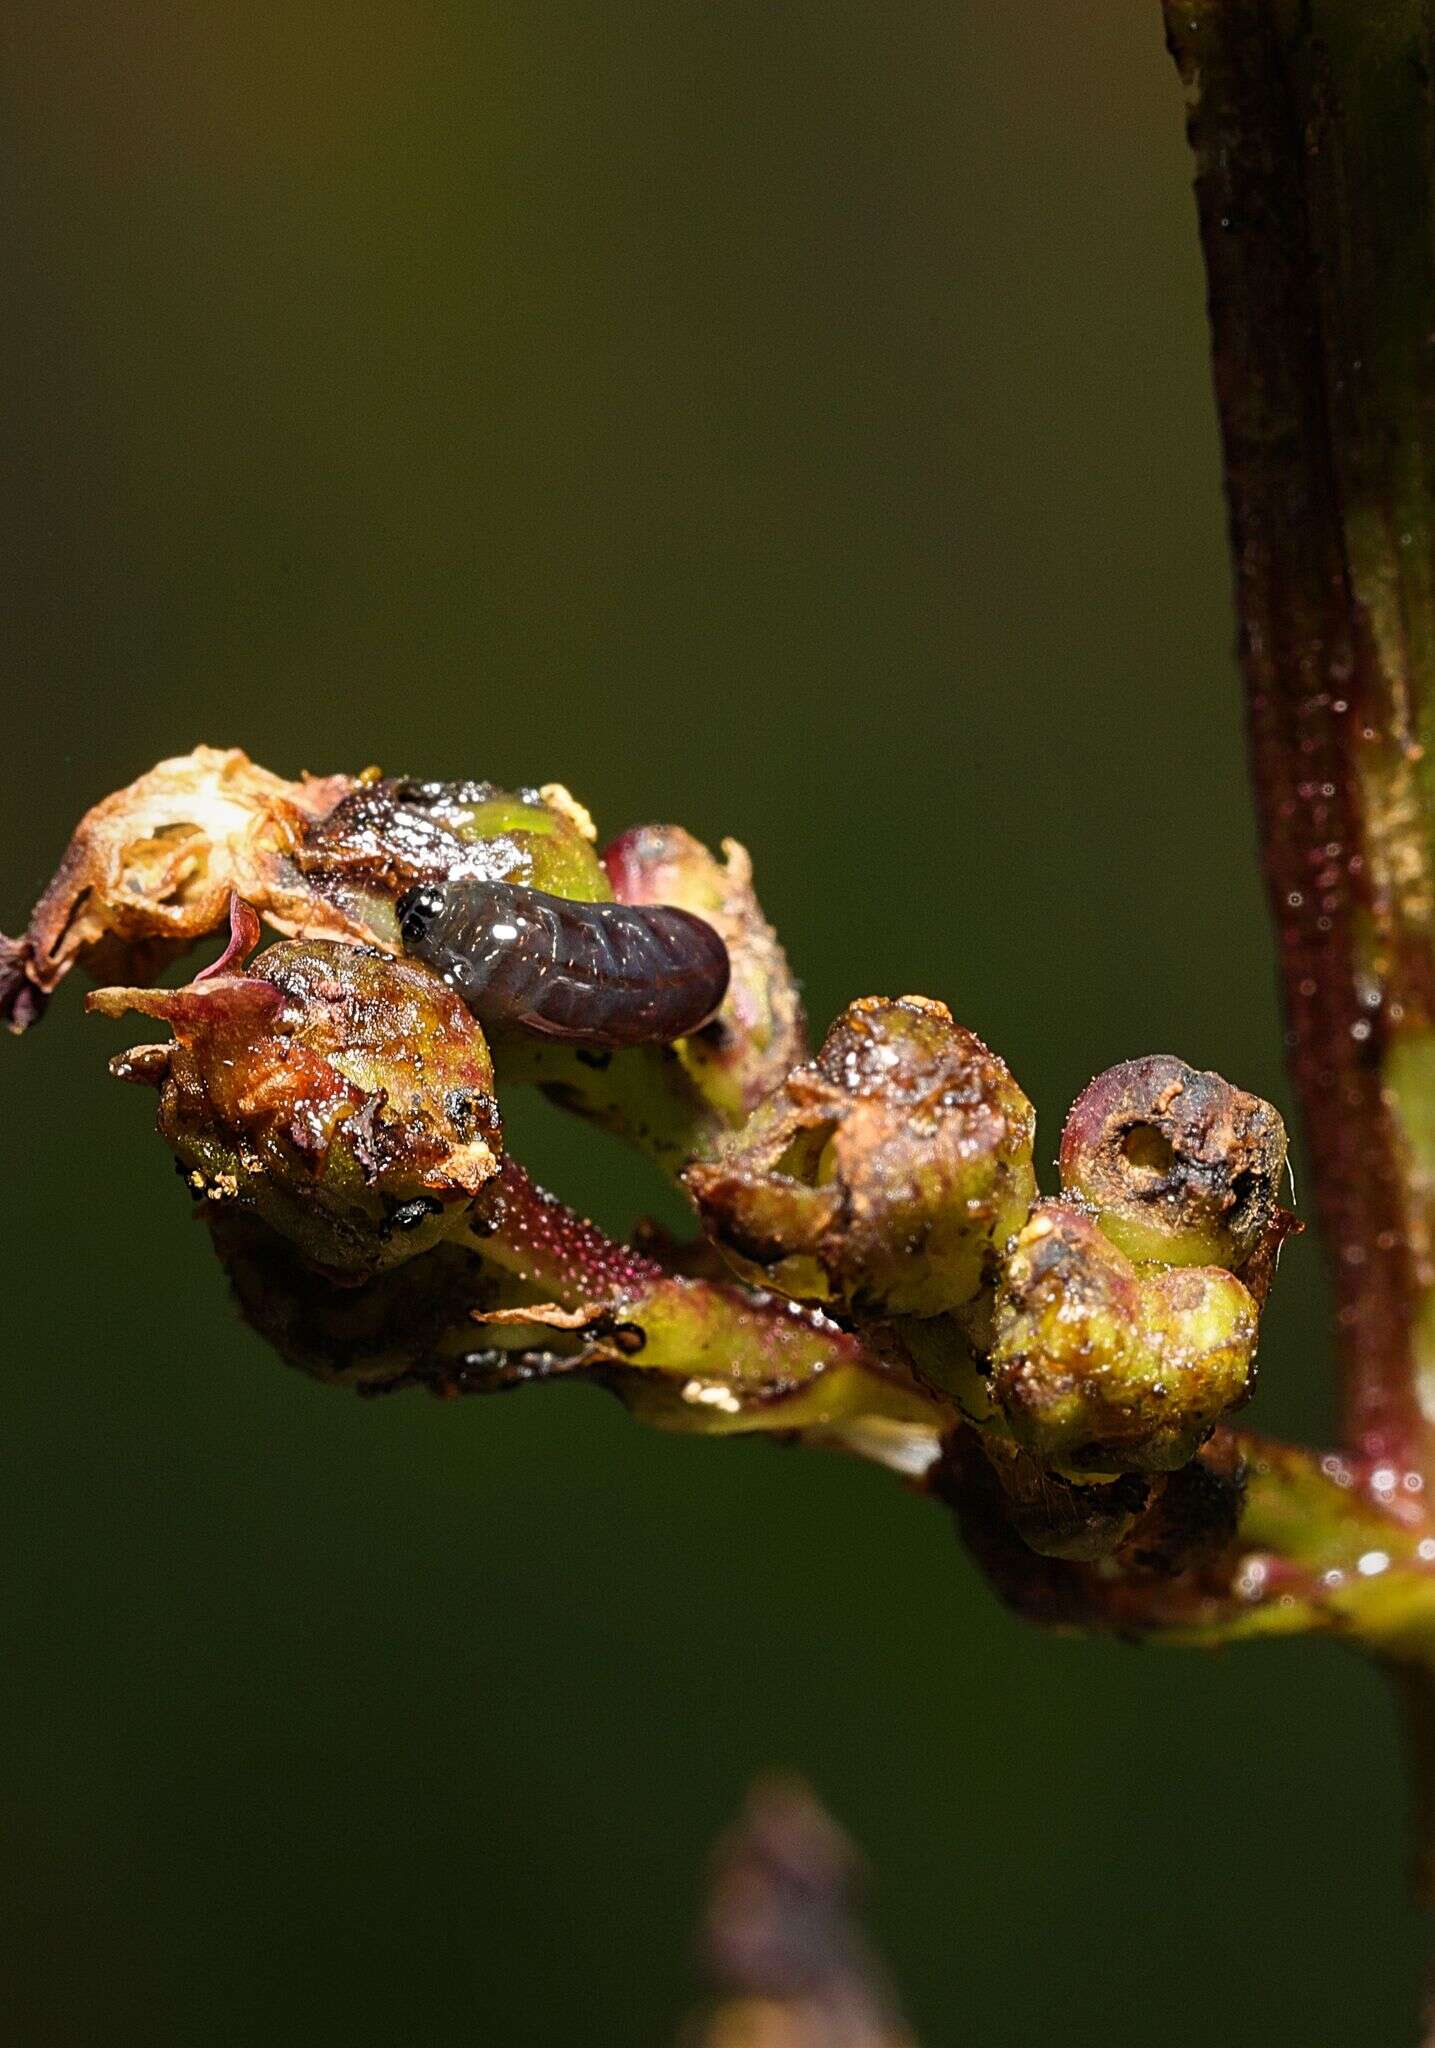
294, 776, 610, 947
989, 1201, 1258, 1474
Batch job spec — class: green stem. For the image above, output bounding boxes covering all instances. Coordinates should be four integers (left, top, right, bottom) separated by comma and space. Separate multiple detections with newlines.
463, 1160, 950, 1450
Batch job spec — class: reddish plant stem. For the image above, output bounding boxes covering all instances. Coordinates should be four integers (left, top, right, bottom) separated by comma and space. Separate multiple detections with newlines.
471, 1156, 665, 1299
1163, 0, 1435, 1468
1164, 8, 1435, 2007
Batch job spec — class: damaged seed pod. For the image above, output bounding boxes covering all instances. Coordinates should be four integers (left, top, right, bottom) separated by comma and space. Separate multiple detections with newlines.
936, 1427, 1250, 1624
207, 1208, 515, 1390
1114, 1429, 1247, 1577
1059, 1054, 1287, 1268
295, 777, 610, 948
88, 907, 501, 1277
989, 1201, 1258, 1474
686, 996, 1037, 1317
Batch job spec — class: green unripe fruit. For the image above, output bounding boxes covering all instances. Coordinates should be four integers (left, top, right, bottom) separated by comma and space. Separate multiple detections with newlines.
989, 1201, 1258, 1474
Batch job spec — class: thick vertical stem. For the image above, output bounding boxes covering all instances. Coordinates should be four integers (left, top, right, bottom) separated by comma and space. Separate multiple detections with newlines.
1166, 4, 1435, 2021
1164, 0, 1435, 1467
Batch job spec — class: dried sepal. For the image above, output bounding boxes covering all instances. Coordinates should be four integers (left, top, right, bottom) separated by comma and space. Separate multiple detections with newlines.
936, 1426, 1273, 1635
1, 746, 357, 1030
686, 996, 1037, 1317
988, 1201, 1259, 1475
972, 1432, 1156, 1561
89, 925, 501, 1276
1059, 1054, 1288, 1269
604, 824, 807, 1120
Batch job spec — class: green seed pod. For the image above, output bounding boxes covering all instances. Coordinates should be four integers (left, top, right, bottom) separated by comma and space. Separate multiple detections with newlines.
1059, 1054, 1287, 1268
686, 996, 1037, 1317
989, 1201, 1258, 1474
89, 913, 501, 1277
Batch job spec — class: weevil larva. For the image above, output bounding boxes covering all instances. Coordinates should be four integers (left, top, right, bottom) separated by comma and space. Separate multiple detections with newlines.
397, 878, 731, 1049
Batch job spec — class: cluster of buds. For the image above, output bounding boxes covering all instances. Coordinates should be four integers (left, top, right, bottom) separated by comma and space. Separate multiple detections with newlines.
689, 1008, 1290, 1559
5, 747, 1297, 1592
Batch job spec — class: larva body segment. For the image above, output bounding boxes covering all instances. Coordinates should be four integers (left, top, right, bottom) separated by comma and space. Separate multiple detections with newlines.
397, 879, 731, 1049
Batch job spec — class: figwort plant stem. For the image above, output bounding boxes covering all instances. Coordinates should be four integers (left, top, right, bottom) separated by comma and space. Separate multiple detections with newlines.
1164, 0, 1435, 2003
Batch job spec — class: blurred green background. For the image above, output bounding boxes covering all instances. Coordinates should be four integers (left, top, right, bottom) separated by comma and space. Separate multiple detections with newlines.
0, 3, 1414, 2042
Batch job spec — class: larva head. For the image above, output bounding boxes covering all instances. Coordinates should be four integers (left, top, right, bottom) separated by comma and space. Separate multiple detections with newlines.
396, 884, 446, 951
1059, 1055, 1287, 1269
88, 913, 501, 1277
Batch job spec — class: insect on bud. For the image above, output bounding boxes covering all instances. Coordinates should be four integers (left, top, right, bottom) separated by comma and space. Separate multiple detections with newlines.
1059, 1054, 1287, 1269
686, 996, 1037, 1317
989, 1201, 1258, 1474
88, 903, 502, 1277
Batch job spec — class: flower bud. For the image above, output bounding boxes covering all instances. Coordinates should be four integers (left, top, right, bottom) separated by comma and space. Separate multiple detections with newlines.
89, 912, 501, 1276
603, 824, 806, 1120
1059, 1054, 1287, 1268
989, 1201, 1258, 1474
686, 996, 1037, 1317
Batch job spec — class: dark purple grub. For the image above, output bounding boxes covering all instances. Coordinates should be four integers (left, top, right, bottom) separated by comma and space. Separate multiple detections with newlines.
398, 878, 730, 1049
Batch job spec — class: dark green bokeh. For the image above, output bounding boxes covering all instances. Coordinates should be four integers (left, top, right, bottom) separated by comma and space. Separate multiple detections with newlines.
0, 4, 1413, 2042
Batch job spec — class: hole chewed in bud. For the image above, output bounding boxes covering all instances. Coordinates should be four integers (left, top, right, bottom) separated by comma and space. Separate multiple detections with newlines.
1120, 1122, 1177, 1177
687, 996, 1037, 1318
1060, 1054, 1288, 1269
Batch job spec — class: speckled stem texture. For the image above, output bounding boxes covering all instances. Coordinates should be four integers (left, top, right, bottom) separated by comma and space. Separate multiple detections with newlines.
1164, 0, 1435, 1976
1164, 0, 1435, 1470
